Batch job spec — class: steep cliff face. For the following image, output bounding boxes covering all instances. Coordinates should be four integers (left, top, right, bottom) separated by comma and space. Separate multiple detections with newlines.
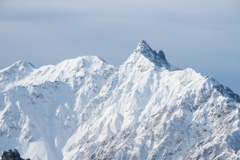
0, 41, 239, 160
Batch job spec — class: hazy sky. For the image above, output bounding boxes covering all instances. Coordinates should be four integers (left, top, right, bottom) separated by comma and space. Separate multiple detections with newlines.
0, 0, 240, 95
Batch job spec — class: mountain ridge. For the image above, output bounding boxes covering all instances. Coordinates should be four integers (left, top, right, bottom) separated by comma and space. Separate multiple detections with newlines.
0, 40, 239, 160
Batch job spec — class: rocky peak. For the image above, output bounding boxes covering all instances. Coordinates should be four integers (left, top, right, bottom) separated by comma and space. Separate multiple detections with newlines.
134, 40, 153, 53
133, 40, 174, 69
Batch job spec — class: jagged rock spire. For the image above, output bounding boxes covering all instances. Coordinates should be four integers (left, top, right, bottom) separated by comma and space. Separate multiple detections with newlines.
134, 40, 171, 69
134, 40, 153, 53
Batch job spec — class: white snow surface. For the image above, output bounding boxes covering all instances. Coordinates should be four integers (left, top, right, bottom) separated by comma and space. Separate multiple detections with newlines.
0, 40, 240, 160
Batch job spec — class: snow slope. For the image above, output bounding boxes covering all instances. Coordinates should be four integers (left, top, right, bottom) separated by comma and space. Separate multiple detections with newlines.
0, 56, 115, 159
0, 40, 240, 160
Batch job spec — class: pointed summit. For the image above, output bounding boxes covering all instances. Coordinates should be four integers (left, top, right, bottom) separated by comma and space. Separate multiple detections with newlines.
135, 40, 153, 53
133, 40, 175, 69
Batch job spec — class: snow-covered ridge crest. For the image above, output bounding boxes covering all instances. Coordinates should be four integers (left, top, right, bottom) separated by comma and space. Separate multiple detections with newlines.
0, 40, 240, 160
0, 55, 115, 159
0, 61, 35, 90
0, 60, 35, 72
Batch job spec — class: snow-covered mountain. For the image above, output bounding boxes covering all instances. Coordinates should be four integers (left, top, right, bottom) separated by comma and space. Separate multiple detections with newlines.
0, 40, 240, 160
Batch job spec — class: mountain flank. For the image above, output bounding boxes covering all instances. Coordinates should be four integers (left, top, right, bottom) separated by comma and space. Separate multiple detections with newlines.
0, 41, 239, 160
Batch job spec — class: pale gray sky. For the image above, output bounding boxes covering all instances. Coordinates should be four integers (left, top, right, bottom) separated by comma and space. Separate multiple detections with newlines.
0, 0, 240, 95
